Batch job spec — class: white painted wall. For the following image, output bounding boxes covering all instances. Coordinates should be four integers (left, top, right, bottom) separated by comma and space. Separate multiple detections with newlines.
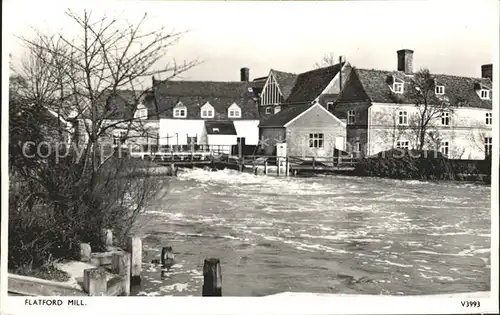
159, 119, 260, 146
368, 103, 492, 159
207, 135, 238, 146
159, 119, 207, 145
233, 120, 260, 145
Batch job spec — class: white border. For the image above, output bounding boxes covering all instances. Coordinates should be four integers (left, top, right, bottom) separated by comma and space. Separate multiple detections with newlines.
1, 1, 499, 315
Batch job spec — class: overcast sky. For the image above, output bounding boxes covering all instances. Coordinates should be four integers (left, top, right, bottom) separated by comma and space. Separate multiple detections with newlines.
5, 0, 498, 83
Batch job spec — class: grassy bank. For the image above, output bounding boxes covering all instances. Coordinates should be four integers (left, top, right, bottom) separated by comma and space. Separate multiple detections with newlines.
353, 149, 491, 182
8, 151, 163, 276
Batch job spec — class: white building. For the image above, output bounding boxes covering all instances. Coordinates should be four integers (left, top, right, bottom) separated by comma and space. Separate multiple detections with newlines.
333, 49, 493, 160
145, 71, 261, 153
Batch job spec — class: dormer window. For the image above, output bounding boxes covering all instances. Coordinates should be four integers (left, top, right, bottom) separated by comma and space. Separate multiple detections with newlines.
134, 104, 148, 120
173, 102, 187, 118
480, 89, 491, 100
435, 85, 445, 95
393, 82, 404, 94
200, 102, 215, 118
228, 103, 241, 118
265, 107, 272, 114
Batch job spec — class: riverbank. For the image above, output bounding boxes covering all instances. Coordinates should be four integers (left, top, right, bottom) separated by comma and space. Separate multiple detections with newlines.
352, 149, 491, 183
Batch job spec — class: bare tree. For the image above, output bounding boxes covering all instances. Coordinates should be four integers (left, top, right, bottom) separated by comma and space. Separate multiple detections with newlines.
314, 52, 336, 69
9, 9, 199, 267
405, 69, 454, 151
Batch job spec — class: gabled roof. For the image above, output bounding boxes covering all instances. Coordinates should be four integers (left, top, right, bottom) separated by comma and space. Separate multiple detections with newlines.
348, 68, 493, 109
258, 103, 311, 127
205, 120, 237, 135
148, 80, 259, 119
270, 69, 298, 100
285, 62, 345, 103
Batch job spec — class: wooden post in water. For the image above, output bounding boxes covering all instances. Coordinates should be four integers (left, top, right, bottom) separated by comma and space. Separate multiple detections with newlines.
285, 157, 290, 176
264, 161, 268, 175
161, 246, 175, 277
312, 157, 316, 170
126, 236, 142, 286
202, 258, 222, 296
277, 159, 281, 177
338, 153, 342, 166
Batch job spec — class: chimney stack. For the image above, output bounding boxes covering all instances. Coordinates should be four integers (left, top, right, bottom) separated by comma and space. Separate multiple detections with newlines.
240, 67, 250, 82
481, 64, 492, 81
397, 49, 414, 74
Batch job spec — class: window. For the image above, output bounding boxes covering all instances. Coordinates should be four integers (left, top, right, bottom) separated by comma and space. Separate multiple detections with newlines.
113, 130, 127, 145
326, 102, 334, 111
435, 85, 445, 95
174, 108, 186, 118
486, 112, 492, 125
309, 133, 324, 148
393, 82, 404, 94
354, 142, 361, 152
398, 111, 408, 125
396, 140, 409, 150
265, 107, 272, 114
441, 112, 450, 126
134, 108, 147, 119
229, 109, 241, 118
440, 141, 449, 156
347, 110, 356, 124
480, 89, 491, 100
485, 137, 492, 156
201, 110, 214, 118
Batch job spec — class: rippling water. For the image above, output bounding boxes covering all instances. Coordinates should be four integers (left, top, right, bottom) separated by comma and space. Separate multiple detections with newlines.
130, 169, 491, 296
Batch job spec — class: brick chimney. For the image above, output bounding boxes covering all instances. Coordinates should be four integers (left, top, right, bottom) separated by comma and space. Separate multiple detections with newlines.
481, 64, 492, 81
240, 67, 250, 82
397, 49, 414, 74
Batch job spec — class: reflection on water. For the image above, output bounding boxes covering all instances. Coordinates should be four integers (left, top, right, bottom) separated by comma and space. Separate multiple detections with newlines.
131, 169, 491, 296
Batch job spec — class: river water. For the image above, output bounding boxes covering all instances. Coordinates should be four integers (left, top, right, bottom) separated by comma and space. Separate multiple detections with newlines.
130, 169, 491, 296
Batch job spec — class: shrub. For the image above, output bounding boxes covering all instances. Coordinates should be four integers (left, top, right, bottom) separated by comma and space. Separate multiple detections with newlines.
8, 147, 162, 271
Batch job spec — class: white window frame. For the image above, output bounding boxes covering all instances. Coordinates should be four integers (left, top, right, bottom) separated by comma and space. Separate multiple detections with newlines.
174, 107, 187, 118
480, 89, 491, 100
201, 109, 214, 118
228, 109, 241, 118
398, 111, 408, 125
347, 110, 356, 125
441, 112, 450, 126
396, 140, 409, 150
440, 141, 449, 157
265, 107, 272, 114
393, 82, 404, 94
485, 137, 492, 156
435, 85, 445, 95
274, 106, 281, 114
486, 112, 492, 125
309, 133, 324, 148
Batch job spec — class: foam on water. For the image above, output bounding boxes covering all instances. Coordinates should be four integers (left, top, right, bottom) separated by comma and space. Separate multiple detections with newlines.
134, 167, 491, 296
